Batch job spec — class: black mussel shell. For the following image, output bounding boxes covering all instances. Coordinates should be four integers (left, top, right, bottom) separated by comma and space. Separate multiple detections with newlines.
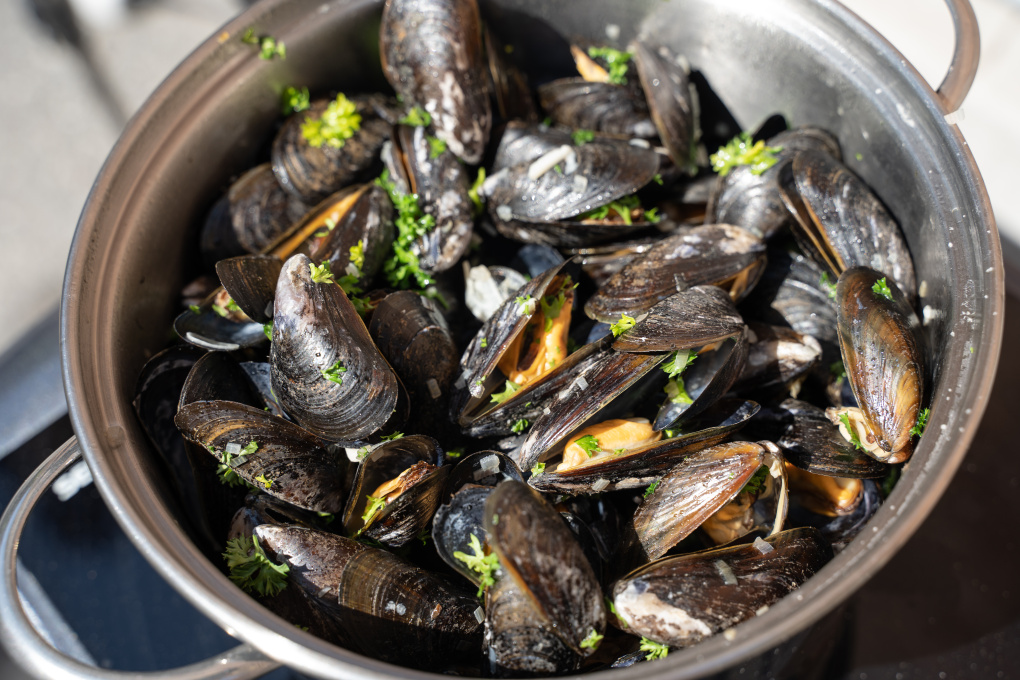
228, 493, 321, 540
270, 254, 406, 443
779, 150, 916, 300
200, 163, 307, 266
538, 79, 655, 138
271, 96, 390, 204
175, 400, 348, 513
631, 41, 698, 175
380, 0, 491, 164
173, 306, 267, 352
631, 441, 779, 561
309, 183, 395, 288
485, 27, 539, 122
238, 362, 289, 419
612, 286, 744, 354
611, 527, 833, 647
788, 478, 882, 552
731, 322, 822, 394
584, 224, 766, 324
215, 255, 282, 324
486, 481, 606, 656
567, 236, 660, 289
836, 267, 923, 462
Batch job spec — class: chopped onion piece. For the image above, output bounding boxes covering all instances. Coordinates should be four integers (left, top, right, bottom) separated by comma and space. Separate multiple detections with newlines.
474, 606, 485, 623
426, 378, 442, 399
527, 145, 573, 180
574, 376, 589, 392
480, 454, 500, 472
572, 174, 589, 194
495, 205, 513, 221
225, 442, 242, 455
629, 138, 651, 148
753, 537, 774, 554
591, 478, 610, 492
715, 559, 737, 585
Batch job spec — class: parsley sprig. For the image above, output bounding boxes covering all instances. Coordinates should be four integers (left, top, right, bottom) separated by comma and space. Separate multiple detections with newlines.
872, 277, 894, 300
490, 380, 521, 404
241, 28, 286, 60
575, 435, 601, 457
663, 350, 697, 405
586, 46, 633, 85
643, 479, 660, 498
452, 533, 500, 598
223, 535, 289, 597
530, 461, 546, 476
910, 407, 930, 438
611, 314, 636, 337
321, 359, 347, 385
301, 93, 361, 149
711, 132, 783, 177
580, 629, 603, 651
511, 418, 529, 434
375, 170, 436, 290
639, 637, 669, 661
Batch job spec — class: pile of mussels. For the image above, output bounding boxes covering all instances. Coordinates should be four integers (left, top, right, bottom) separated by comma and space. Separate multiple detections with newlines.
134, 0, 929, 674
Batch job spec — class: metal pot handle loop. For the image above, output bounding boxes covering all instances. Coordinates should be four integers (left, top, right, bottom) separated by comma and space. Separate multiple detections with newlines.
938, 0, 980, 112
0, 437, 281, 680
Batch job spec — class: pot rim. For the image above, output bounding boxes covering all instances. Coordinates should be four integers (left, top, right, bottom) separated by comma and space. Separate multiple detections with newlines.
61, 0, 1004, 678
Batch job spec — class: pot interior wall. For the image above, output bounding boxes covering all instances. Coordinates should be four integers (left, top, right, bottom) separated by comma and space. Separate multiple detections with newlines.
64, 0, 998, 677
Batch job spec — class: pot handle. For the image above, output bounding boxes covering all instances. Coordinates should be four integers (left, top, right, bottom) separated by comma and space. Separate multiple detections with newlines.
0, 437, 281, 680
937, 0, 980, 112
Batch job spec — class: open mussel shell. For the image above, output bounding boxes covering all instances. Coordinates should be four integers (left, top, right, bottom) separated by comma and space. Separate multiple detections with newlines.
513, 348, 668, 473
611, 527, 833, 648
309, 183, 395, 287
537, 79, 655, 138
485, 481, 606, 656
487, 137, 660, 222
173, 305, 267, 352
491, 123, 573, 172
779, 150, 916, 301
341, 434, 448, 547
432, 451, 523, 583
653, 328, 750, 431
200, 163, 307, 266
228, 492, 323, 540
631, 41, 698, 175
238, 362, 289, 419
174, 400, 349, 513
215, 255, 281, 324
584, 224, 766, 324
390, 125, 473, 273
380, 0, 491, 164
485, 575, 580, 677
705, 126, 841, 240
270, 254, 407, 443
631, 441, 783, 561
731, 322, 822, 395
756, 399, 887, 478
836, 267, 924, 462
529, 399, 760, 496
612, 286, 744, 354
271, 96, 390, 204
701, 459, 790, 547
566, 236, 661, 288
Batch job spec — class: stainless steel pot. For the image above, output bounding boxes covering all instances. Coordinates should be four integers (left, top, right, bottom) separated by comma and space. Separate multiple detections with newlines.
0, 0, 1003, 678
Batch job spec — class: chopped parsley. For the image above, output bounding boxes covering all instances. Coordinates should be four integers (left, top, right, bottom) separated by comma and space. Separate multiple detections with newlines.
610, 314, 637, 337
468, 167, 487, 216
838, 412, 866, 451
572, 129, 595, 145
375, 170, 436, 290
348, 240, 365, 272
741, 465, 769, 496
452, 533, 500, 598
710, 132, 783, 177
575, 435, 601, 457
446, 448, 464, 460
820, 272, 838, 300
356, 445, 372, 460
652, 173, 664, 185
515, 294, 537, 315
321, 359, 347, 385
643, 479, 660, 498
223, 535, 289, 596
606, 597, 628, 627
188, 304, 201, 314
580, 194, 652, 225
480, 338, 488, 349
910, 407, 930, 438
639, 637, 669, 661
380, 432, 405, 441
663, 350, 697, 405
540, 288, 568, 331
580, 629, 604, 651
663, 428, 679, 439
281, 86, 310, 115
361, 495, 387, 526
872, 277, 894, 300
511, 418, 529, 434
213, 441, 257, 488
530, 461, 545, 476
490, 380, 521, 404
614, 448, 627, 455
426, 135, 447, 159
309, 260, 335, 284
263, 322, 273, 340
400, 106, 432, 127
586, 46, 633, 85
255, 474, 274, 490
830, 360, 847, 380
301, 93, 361, 149
212, 304, 229, 318
241, 28, 286, 60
